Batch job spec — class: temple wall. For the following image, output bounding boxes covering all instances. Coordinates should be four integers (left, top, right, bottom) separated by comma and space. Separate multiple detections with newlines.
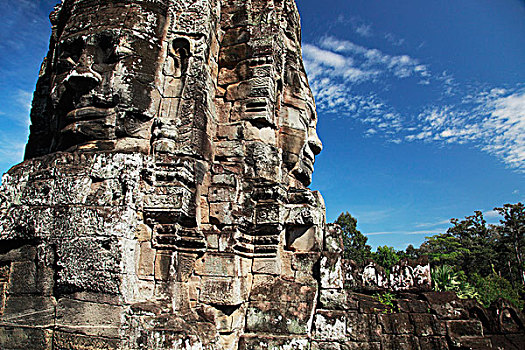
0, 0, 523, 349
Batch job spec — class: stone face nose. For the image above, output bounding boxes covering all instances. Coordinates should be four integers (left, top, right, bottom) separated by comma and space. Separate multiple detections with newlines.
64, 68, 102, 94
308, 129, 323, 156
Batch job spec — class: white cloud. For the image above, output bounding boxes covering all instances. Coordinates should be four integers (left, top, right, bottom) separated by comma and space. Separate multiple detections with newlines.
482, 92, 525, 169
16, 89, 32, 111
303, 34, 525, 173
303, 44, 348, 68
0, 89, 33, 128
303, 36, 426, 134
415, 219, 451, 228
385, 33, 405, 46
483, 210, 500, 219
405, 89, 525, 171
355, 24, 372, 37
318, 36, 430, 80
366, 229, 443, 236
0, 132, 25, 165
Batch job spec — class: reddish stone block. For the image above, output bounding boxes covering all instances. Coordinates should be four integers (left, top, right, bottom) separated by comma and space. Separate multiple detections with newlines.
378, 313, 414, 334
380, 334, 419, 350
411, 313, 446, 336
419, 336, 449, 350
446, 320, 483, 338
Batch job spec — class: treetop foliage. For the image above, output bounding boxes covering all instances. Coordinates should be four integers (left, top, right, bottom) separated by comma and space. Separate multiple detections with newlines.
336, 203, 525, 309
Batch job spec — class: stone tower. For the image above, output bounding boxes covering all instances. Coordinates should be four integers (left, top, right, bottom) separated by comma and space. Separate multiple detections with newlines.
1, 0, 326, 348
1, 1, 523, 349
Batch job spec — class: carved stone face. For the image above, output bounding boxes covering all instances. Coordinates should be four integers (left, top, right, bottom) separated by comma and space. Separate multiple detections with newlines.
280, 90, 323, 187
49, 2, 167, 152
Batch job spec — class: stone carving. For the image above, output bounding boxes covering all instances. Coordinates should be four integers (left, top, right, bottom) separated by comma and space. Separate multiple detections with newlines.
0, 0, 523, 349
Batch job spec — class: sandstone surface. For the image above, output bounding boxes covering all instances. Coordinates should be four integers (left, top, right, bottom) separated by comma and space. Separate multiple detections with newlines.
0, 0, 523, 349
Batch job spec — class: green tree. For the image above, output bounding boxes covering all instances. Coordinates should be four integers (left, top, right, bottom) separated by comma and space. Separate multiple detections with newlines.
472, 273, 524, 309
403, 244, 420, 260
495, 203, 525, 286
373, 245, 400, 275
335, 212, 371, 263
446, 211, 498, 278
418, 233, 466, 267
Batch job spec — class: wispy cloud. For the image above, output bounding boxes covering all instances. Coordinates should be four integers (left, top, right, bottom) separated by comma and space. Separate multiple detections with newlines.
303, 36, 428, 137
366, 229, 444, 236
405, 88, 525, 172
303, 33, 525, 173
355, 24, 372, 37
318, 36, 430, 79
414, 219, 451, 228
483, 210, 500, 219
0, 89, 33, 127
384, 33, 405, 47
0, 132, 25, 164
303, 44, 348, 69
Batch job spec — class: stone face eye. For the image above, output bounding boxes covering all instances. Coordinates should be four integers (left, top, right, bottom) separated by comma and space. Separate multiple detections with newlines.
56, 37, 84, 74
96, 34, 119, 64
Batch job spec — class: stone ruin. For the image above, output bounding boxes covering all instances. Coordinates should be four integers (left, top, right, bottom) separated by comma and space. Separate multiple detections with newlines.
0, 0, 523, 349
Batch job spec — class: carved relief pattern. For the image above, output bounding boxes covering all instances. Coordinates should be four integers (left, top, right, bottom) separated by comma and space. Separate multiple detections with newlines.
0, 0, 523, 349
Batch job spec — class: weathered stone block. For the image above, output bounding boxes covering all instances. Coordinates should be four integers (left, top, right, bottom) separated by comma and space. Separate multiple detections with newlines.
0, 282, 6, 315
239, 335, 310, 350
346, 312, 382, 342
8, 261, 37, 294
292, 253, 321, 283
209, 186, 237, 203
56, 298, 122, 338
396, 299, 429, 313
246, 301, 314, 335
252, 258, 281, 275
314, 310, 346, 341
199, 276, 250, 305
2, 295, 56, 327
378, 313, 414, 334
490, 334, 525, 350
411, 314, 446, 336
342, 341, 381, 350
195, 252, 237, 277
250, 276, 317, 303
320, 253, 343, 289
419, 336, 449, 350
423, 292, 468, 319
135, 223, 152, 242
311, 341, 341, 350
320, 289, 348, 310
286, 225, 319, 252
53, 331, 120, 350
380, 334, 420, 350
0, 326, 53, 350
137, 241, 155, 279
446, 319, 483, 338
448, 336, 492, 349
210, 202, 234, 225
154, 251, 172, 281
355, 293, 392, 314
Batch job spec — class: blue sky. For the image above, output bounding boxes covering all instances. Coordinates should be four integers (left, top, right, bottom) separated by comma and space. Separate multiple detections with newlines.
0, 0, 524, 250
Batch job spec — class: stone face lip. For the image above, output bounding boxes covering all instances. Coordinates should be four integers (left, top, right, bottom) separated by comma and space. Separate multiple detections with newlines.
0, 0, 523, 349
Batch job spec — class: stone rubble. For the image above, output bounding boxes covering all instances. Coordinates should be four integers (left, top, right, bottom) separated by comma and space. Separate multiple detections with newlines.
0, 0, 523, 349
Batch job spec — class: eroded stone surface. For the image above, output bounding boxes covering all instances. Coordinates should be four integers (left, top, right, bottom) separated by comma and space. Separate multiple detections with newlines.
0, 0, 524, 349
